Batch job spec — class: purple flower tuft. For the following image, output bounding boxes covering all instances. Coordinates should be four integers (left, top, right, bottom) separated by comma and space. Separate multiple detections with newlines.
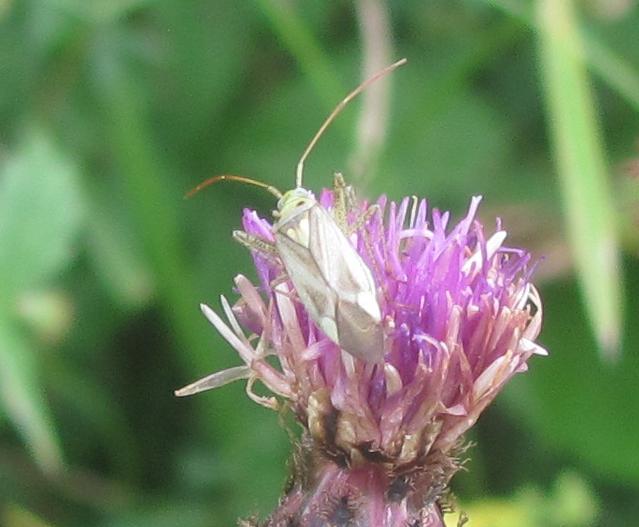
183, 189, 546, 526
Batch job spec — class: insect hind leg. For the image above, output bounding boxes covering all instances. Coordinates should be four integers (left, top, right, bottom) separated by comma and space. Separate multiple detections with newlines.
346, 202, 381, 236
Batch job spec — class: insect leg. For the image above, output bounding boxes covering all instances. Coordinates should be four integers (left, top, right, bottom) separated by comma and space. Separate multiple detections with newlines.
332, 172, 351, 231
358, 207, 384, 274
346, 202, 381, 235
269, 273, 294, 294
246, 375, 279, 410
233, 230, 279, 260
233, 232, 299, 300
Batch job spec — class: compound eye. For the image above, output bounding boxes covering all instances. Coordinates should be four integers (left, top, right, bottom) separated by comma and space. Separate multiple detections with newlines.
296, 200, 305, 208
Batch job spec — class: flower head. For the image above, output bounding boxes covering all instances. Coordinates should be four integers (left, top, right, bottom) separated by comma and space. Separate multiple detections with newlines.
178, 189, 546, 526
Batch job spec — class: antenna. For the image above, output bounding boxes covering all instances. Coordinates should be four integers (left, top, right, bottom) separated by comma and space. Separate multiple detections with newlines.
295, 57, 407, 188
185, 174, 283, 200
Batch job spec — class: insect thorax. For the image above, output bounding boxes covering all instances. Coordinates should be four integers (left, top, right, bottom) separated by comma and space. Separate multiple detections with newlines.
275, 188, 316, 222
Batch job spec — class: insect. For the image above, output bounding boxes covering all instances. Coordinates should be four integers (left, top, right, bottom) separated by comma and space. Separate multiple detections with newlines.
187, 58, 407, 364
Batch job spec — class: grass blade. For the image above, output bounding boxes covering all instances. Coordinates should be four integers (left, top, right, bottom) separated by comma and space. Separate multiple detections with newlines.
486, 0, 639, 113
536, 0, 623, 359
255, 0, 344, 111
0, 316, 64, 473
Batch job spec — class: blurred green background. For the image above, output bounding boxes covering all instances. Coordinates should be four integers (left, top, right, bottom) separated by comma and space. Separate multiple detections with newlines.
1, 0, 638, 525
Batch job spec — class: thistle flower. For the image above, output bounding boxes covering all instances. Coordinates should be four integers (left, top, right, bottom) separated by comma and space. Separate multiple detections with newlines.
178, 190, 546, 527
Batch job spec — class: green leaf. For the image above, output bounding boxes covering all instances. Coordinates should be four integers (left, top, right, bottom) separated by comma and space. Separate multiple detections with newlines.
0, 128, 84, 301
85, 196, 154, 309
0, 315, 63, 474
536, 0, 623, 358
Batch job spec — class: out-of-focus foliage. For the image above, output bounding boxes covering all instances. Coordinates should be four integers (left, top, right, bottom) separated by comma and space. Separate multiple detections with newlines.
446, 471, 599, 527
0, 1, 637, 526
538, 0, 623, 359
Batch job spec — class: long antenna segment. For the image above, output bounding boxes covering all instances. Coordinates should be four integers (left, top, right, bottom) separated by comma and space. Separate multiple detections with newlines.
295, 57, 407, 189
185, 175, 283, 199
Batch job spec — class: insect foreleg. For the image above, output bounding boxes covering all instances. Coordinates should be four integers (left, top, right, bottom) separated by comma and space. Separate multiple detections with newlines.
233, 233, 298, 298
233, 230, 279, 260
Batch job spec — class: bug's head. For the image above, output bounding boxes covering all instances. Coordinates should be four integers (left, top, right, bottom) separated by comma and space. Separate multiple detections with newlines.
275, 187, 316, 220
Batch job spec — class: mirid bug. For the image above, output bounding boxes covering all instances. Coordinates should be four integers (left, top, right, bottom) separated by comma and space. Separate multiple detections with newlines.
185, 58, 406, 366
